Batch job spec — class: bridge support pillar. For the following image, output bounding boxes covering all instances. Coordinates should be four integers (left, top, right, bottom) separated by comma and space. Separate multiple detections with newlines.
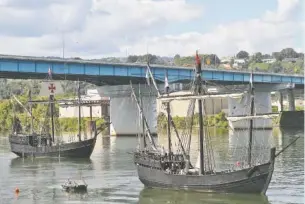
98, 84, 160, 136
287, 88, 295, 111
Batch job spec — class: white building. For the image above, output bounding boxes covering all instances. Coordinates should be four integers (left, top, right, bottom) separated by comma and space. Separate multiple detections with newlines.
59, 89, 110, 118
282, 58, 299, 62
234, 59, 246, 64
262, 58, 276, 63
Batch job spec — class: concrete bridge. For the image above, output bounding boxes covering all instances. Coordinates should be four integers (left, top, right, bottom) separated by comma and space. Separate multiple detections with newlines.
0, 54, 303, 135
0, 54, 303, 87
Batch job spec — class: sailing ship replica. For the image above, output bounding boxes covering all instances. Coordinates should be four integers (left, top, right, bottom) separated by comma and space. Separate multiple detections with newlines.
9, 70, 101, 158
130, 51, 299, 194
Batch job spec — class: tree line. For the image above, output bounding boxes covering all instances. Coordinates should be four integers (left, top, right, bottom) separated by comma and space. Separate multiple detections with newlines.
123, 48, 304, 74
235, 48, 304, 61
0, 79, 96, 100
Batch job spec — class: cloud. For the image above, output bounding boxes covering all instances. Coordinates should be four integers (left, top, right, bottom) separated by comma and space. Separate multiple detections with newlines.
128, 0, 303, 57
0, 0, 203, 57
263, 0, 300, 22
0, 0, 302, 58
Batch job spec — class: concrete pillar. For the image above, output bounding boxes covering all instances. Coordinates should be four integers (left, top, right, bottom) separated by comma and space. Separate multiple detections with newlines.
277, 91, 284, 112
287, 89, 295, 111
89, 106, 93, 121
98, 84, 160, 136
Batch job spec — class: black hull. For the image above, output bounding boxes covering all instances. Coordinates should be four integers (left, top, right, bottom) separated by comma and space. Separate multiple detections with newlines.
136, 164, 273, 194
9, 136, 97, 158
134, 152, 275, 194
61, 185, 87, 193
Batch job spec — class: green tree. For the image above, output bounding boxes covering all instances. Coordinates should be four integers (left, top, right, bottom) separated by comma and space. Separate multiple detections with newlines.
236, 50, 249, 59
280, 48, 298, 58
272, 52, 283, 61
252, 52, 262, 63
298, 52, 304, 59
127, 55, 138, 63
262, 54, 271, 59
174, 54, 181, 65
270, 62, 283, 73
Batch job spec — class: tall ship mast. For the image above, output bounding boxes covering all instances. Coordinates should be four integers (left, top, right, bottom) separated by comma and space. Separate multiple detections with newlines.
8, 69, 105, 158
131, 51, 300, 194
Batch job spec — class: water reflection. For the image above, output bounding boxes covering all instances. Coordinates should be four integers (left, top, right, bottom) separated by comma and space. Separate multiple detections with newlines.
101, 136, 111, 171
138, 188, 270, 204
10, 157, 93, 171
102, 136, 111, 149
228, 129, 273, 148
0, 127, 303, 204
63, 190, 89, 201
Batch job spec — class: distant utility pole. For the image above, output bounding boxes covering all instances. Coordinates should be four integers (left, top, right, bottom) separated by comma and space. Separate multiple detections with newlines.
62, 31, 67, 81
62, 32, 65, 59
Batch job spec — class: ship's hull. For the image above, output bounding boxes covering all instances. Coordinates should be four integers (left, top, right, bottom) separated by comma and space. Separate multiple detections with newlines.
135, 156, 274, 194
9, 136, 97, 158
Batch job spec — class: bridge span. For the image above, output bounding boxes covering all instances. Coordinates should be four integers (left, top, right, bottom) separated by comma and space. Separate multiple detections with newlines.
0, 54, 303, 87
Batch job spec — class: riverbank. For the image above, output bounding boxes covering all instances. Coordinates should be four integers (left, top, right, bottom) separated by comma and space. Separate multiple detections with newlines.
157, 106, 305, 132
0, 94, 107, 133
157, 111, 229, 132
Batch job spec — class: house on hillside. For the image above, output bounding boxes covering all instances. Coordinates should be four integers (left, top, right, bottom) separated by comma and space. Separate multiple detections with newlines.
220, 56, 233, 64
282, 58, 299, 63
262, 58, 276, 63
234, 59, 246, 64
231, 59, 245, 68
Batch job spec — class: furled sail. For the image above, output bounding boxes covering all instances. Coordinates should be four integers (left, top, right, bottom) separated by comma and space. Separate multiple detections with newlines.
227, 113, 279, 122
158, 92, 245, 102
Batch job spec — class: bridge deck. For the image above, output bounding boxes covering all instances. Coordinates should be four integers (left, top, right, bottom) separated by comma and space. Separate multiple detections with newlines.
0, 54, 303, 87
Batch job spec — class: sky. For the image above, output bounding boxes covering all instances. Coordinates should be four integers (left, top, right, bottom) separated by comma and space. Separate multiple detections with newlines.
0, 0, 303, 59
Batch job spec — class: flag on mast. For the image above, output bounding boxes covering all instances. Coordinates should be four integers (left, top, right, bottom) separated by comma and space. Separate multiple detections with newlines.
249, 71, 253, 86
48, 67, 52, 79
164, 71, 169, 88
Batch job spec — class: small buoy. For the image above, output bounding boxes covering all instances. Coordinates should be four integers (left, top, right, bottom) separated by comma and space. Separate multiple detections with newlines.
15, 187, 19, 194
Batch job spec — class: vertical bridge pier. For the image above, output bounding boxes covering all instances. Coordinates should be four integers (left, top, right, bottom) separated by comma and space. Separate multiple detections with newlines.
96, 83, 303, 135
98, 84, 160, 136
274, 86, 304, 128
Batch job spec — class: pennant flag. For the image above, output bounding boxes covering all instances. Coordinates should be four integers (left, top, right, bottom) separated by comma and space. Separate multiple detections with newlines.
145, 67, 150, 86
48, 67, 52, 79
164, 71, 170, 94
195, 50, 201, 65
164, 71, 169, 88
249, 71, 253, 86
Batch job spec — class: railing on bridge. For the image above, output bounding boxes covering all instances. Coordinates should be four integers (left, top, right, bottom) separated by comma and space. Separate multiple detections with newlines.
0, 54, 303, 86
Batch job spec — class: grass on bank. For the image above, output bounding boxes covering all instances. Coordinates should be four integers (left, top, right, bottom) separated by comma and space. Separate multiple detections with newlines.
157, 111, 229, 132
0, 93, 107, 134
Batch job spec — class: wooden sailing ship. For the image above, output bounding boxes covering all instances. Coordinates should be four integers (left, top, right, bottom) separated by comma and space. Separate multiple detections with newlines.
9, 70, 105, 158
130, 51, 299, 194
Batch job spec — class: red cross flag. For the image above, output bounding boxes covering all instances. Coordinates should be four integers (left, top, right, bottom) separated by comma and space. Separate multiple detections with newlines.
48, 83, 56, 95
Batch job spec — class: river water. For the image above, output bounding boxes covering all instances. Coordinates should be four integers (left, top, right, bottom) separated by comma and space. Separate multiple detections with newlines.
0, 128, 303, 204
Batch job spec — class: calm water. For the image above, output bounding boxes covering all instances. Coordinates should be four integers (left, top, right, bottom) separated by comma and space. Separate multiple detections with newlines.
0, 128, 303, 204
